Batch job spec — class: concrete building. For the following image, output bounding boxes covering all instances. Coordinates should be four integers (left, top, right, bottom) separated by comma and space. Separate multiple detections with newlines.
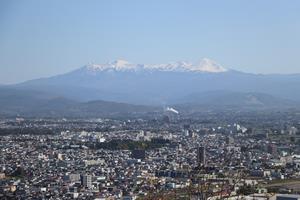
81, 175, 92, 188
197, 146, 205, 166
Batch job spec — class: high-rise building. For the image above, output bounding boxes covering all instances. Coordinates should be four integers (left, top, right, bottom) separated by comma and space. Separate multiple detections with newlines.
81, 175, 92, 188
197, 146, 206, 166
267, 144, 277, 155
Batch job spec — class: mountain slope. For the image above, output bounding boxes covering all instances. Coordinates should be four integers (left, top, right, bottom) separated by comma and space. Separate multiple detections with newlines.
175, 91, 298, 110
0, 88, 160, 118
0, 88, 298, 118
9, 59, 300, 105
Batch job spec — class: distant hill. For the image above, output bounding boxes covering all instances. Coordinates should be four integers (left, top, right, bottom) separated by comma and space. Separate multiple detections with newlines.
0, 88, 160, 118
0, 87, 298, 118
174, 91, 299, 112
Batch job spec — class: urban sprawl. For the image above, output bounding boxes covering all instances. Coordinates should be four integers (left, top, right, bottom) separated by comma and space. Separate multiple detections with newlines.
1, 110, 300, 200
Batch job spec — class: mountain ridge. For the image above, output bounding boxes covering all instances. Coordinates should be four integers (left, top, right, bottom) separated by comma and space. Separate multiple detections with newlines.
0, 87, 160, 118
83, 58, 228, 73
4, 58, 300, 106
0, 87, 298, 118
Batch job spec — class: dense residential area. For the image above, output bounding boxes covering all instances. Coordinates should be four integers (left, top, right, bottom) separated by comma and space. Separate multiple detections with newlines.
1, 110, 300, 199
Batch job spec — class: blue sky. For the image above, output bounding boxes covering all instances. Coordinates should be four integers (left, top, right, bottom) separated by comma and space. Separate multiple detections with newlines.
0, 0, 300, 84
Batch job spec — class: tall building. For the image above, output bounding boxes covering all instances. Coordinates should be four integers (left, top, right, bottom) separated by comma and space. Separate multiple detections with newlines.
267, 143, 277, 155
81, 175, 92, 188
197, 146, 206, 166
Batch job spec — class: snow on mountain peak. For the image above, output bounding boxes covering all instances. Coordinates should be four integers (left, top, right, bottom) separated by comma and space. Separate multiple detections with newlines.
111, 59, 131, 67
85, 58, 227, 73
86, 59, 135, 71
196, 58, 227, 72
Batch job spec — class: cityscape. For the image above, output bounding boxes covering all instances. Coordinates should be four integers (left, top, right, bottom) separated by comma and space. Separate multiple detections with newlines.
1, 109, 300, 199
1, 1, 300, 199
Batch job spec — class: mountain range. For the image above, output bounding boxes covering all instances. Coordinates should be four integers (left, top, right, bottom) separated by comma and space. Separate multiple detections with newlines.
1, 58, 300, 117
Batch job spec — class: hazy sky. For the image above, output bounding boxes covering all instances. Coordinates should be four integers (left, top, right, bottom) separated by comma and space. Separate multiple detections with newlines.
0, 0, 300, 84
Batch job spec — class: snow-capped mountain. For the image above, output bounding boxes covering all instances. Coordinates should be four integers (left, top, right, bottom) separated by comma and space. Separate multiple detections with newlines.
86, 59, 137, 72
84, 58, 227, 73
10, 58, 300, 105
